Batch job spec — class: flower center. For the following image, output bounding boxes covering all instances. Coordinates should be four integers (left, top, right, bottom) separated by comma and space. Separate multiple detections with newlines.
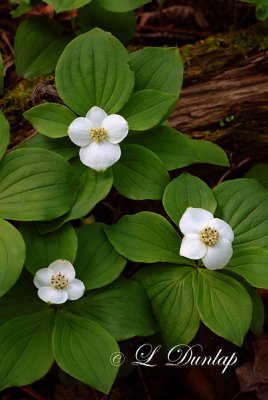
51, 273, 69, 290
200, 226, 219, 246
91, 127, 106, 142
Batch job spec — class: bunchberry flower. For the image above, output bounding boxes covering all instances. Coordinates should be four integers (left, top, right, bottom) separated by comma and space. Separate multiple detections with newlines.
34, 259, 85, 304
179, 207, 234, 270
68, 106, 129, 171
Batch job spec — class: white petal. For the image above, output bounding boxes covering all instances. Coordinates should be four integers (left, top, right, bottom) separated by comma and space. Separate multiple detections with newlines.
37, 287, 68, 304
68, 117, 92, 147
202, 238, 233, 270
86, 106, 107, 127
48, 260, 75, 281
179, 207, 214, 235
79, 141, 121, 171
209, 218, 234, 243
66, 278, 85, 300
33, 268, 53, 289
180, 233, 207, 260
102, 114, 129, 144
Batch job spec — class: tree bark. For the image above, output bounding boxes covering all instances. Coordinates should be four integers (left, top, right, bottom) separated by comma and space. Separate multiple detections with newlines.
169, 22, 268, 163
171, 51, 268, 133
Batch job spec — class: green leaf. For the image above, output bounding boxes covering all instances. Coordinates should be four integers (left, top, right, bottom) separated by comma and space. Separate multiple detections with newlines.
61, 159, 113, 223
126, 126, 229, 169
244, 163, 268, 190
11, 1, 34, 17
196, 269, 252, 346
23, 103, 77, 138
53, 311, 119, 394
96, 0, 151, 12
226, 247, 268, 289
163, 173, 217, 226
0, 271, 46, 320
247, 286, 264, 335
37, 159, 113, 233
20, 222, 78, 275
13, 0, 32, 4
126, 126, 193, 169
222, 267, 265, 335
112, 145, 169, 200
75, 223, 126, 290
55, 28, 134, 115
14, 17, 68, 79
0, 312, 54, 391
0, 288, 54, 391
77, 1, 136, 44
0, 148, 78, 221
135, 265, 199, 348
19, 134, 78, 160
0, 111, 10, 161
105, 211, 190, 264
0, 52, 3, 94
120, 90, 177, 131
44, 0, 91, 12
129, 47, 183, 96
65, 278, 157, 340
0, 219, 25, 298
214, 179, 268, 249
256, 1, 268, 20
220, 268, 265, 336
189, 140, 229, 167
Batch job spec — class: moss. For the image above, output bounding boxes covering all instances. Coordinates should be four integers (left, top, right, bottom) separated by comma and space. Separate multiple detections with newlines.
230, 22, 268, 54
0, 74, 53, 119
1, 81, 32, 119
180, 21, 268, 73
0, 74, 53, 143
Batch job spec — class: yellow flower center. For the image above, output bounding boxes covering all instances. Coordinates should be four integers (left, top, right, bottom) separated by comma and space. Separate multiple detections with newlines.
200, 226, 219, 246
91, 127, 106, 142
51, 273, 69, 290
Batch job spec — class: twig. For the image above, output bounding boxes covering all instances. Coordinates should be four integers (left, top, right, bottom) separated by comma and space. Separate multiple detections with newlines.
0, 30, 14, 55
230, 389, 247, 400
91, 388, 100, 400
124, 262, 142, 278
20, 386, 47, 400
7, 129, 38, 153
137, 366, 152, 400
6, 76, 22, 91
135, 27, 211, 40
216, 157, 251, 185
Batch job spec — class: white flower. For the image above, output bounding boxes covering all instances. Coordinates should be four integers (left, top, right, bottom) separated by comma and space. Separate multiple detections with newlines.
179, 207, 234, 270
33, 259, 85, 304
68, 106, 129, 171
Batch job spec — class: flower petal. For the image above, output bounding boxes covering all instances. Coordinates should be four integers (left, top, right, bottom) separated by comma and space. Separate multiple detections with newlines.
209, 218, 234, 243
179, 207, 214, 235
180, 233, 207, 260
37, 287, 68, 304
68, 117, 92, 147
48, 259, 75, 281
102, 114, 129, 144
202, 238, 233, 270
86, 106, 107, 127
79, 141, 121, 171
66, 278, 85, 300
33, 268, 53, 289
